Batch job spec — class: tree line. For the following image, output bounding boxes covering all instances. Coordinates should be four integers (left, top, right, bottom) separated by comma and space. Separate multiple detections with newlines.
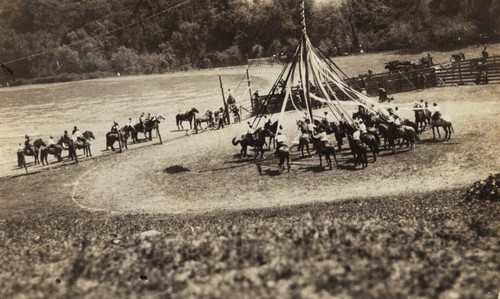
0, 0, 498, 82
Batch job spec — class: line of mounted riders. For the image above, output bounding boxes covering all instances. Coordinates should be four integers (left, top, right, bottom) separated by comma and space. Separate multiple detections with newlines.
16, 113, 165, 172
175, 105, 241, 131
232, 100, 453, 173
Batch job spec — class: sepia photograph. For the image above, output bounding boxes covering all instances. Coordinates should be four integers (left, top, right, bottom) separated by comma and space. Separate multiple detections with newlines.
0, 0, 499, 298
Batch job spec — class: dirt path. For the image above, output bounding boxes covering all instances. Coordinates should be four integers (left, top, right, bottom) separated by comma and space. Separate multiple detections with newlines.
70, 85, 500, 214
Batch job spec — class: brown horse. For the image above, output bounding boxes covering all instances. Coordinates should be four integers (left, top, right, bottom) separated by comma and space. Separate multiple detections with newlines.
347, 136, 368, 169
413, 103, 431, 133
176, 108, 199, 130
23, 139, 42, 165
431, 115, 454, 140
195, 110, 214, 130
39, 139, 63, 166
396, 125, 420, 150
311, 139, 338, 170
232, 128, 266, 159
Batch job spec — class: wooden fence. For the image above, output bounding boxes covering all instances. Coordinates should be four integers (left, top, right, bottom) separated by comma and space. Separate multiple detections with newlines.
435, 55, 500, 85
251, 56, 500, 115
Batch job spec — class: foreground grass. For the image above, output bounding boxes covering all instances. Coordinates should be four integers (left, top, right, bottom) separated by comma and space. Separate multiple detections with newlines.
1, 187, 498, 298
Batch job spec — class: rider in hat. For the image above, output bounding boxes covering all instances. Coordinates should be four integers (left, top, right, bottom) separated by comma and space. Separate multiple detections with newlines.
431, 102, 441, 120
111, 121, 120, 133
48, 135, 56, 150
275, 130, 288, 156
313, 127, 329, 152
24, 135, 33, 155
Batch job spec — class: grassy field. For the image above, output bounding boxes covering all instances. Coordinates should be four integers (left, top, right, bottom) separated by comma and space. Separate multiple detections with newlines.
1, 45, 499, 298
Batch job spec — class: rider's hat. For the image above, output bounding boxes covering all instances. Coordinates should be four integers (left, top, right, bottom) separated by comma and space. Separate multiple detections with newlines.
50, 135, 53, 138
64, 130, 68, 134
433, 102, 437, 106
114, 121, 118, 125
25, 135, 29, 138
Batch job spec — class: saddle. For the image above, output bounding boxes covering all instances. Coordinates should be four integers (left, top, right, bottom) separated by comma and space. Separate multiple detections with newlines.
432, 112, 441, 121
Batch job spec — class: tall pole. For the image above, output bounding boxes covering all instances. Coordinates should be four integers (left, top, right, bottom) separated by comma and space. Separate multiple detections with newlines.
219, 76, 230, 125
246, 69, 253, 113
300, 0, 313, 121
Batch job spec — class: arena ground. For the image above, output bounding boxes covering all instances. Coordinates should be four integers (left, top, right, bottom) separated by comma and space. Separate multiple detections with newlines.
0, 46, 499, 298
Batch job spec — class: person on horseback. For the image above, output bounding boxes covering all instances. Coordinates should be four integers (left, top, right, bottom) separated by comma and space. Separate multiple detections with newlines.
358, 119, 367, 135
305, 119, 316, 135
63, 130, 69, 140
48, 135, 57, 151
125, 118, 134, 130
313, 127, 329, 152
72, 127, 85, 143
431, 103, 441, 120
24, 135, 33, 155
111, 121, 120, 133
72, 126, 78, 135
323, 111, 330, 123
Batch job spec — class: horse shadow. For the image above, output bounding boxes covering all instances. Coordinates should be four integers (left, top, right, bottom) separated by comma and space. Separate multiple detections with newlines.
301, 165, 330, 173
10, 170, 41, 178
264, 169, 281, 176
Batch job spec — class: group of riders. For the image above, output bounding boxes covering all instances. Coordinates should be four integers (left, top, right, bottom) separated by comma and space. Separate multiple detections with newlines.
239, 97, 443, 168
18, 111, 165, 171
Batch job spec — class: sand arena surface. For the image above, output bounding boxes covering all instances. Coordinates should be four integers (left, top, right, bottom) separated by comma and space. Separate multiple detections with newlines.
1, 65, 499, 214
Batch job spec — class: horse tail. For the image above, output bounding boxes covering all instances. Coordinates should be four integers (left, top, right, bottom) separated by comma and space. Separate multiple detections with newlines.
450, 124, 454, 133
232, 137, 240, 146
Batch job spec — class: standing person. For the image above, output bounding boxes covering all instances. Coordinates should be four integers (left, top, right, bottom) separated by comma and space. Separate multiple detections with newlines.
217, 108, 225, 130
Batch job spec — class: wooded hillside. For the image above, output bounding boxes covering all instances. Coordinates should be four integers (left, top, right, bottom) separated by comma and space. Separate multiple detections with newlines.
0, 0, 498, 80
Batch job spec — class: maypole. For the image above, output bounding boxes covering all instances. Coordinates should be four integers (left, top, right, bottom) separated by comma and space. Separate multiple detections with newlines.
300, 0, 313, 122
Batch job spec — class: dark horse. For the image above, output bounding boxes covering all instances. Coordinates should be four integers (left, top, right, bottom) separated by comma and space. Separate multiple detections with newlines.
396, 125, 420, 150
311, 136, 338, 170
277, 145, 291, 174
176, 108, 199, 130
133, 114, 165, 142
413, 103, 431, 133
343, 123, 379, 161
106, 130, 129, 151
264, 121, 281, 149
232, 128, 266, 159
40, 139, 63, 166
347, 135, 368, 169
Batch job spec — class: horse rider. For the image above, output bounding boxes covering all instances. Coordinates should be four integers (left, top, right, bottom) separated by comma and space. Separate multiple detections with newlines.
72, 126, 78, 135
323, 111, 330, 123
358, 119, 367, 136
48, 135, 56, 150
393, 106, 401, 121
431, 102, 441, 120
352, 125, 361, 142
125, 118, 134, 130
72, 126, 85, 143
111, 121, 120, 133
313, 127, 329, 152
24, 135, 33, 155
305, 118, 316, 135
139, 112, 146, 124
275, 131, 288, 156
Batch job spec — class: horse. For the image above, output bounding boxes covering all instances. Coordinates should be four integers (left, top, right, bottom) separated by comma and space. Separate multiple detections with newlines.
401, 118, 419, 135
343, 123, 378, 161
133, 114, 165, 142
195, 110, 214, 130
431, 115, 454, 140
396, 125, 420, 150
413, 103, 431, 133
176, 108, 199, 130
310, 137, 338, 170
106, 130, 127, 151
378, 124, 396, 153
347, 135, 368, 169
264, 121, 281, 149
39, 139, 63, 166
232, 128, 266, 159
277, 145, 291, 174
75, 131, 94, 157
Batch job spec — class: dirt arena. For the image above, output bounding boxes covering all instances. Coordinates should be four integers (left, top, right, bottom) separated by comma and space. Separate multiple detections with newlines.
1, 48, 499, 298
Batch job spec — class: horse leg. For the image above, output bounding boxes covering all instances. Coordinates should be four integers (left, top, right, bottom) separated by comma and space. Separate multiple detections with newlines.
327, 153, 332, 170
306, 143, 311, 157
319, 152, 323, 167
287, 154, 290, 172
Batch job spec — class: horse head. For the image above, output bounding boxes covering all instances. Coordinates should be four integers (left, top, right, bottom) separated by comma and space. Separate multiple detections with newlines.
190, 108, 199, 115
83, 131, 95, 140
156, 114, 166, 121
33, 138, 46, 148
